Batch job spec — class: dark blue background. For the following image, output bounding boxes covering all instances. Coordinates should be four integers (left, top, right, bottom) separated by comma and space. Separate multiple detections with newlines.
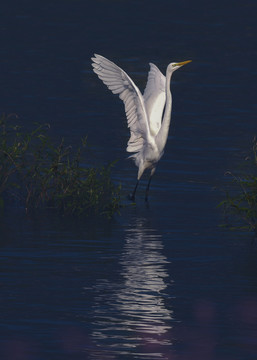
1, 1, 257, 359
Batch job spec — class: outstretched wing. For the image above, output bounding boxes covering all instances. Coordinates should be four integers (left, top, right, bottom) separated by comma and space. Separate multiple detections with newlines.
92, 54, 152, 153
143, 63, 166, 137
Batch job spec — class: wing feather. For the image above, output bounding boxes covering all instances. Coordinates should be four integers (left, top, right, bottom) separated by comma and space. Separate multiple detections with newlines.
143, 63, 166, 136
92, 54, 152, 153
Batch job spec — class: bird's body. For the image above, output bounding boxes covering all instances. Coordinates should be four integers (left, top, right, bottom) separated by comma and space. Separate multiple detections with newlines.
91, 54, 191, 201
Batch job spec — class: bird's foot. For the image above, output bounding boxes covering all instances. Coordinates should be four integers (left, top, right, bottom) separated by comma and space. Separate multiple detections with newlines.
145, 199, 150, 208
128, 194, 136, 202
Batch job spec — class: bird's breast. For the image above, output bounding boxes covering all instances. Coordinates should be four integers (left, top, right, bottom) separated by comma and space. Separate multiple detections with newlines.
144, 146, 163, 166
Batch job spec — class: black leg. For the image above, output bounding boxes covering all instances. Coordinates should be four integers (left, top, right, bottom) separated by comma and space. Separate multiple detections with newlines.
129, 180, 139, 201
145, 175, 153, 202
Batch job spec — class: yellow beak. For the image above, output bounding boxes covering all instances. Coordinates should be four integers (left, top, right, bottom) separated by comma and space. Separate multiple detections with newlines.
176, 60, 192, 67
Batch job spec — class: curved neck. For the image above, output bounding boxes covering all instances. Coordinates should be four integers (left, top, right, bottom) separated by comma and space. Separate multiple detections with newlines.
156, 71, 172, 150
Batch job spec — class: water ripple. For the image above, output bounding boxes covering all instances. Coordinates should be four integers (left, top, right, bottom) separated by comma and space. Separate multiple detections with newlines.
90, 218, 174, 359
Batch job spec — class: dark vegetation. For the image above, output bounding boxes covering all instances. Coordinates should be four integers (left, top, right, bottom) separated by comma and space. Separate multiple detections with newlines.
219, 138, 257, 234
0, 114, 121, 217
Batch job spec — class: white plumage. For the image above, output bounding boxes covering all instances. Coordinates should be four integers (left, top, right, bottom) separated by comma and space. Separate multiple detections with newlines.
92, 54, 191, 201
143, 63, 166, 137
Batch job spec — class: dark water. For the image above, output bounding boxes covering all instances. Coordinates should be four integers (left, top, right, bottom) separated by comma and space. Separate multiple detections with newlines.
1, 1, 257, 359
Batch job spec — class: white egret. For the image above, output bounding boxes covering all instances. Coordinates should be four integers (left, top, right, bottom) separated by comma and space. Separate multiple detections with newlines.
91, 54, 191, 201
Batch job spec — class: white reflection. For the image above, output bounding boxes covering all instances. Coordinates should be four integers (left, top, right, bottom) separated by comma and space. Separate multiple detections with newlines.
91, 218, 174, 359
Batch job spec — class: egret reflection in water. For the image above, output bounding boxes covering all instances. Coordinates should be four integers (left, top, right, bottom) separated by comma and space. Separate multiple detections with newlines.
90, 218, 174, 359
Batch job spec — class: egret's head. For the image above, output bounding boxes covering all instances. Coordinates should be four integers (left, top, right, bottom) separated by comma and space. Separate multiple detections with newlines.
167, 60, 192, 74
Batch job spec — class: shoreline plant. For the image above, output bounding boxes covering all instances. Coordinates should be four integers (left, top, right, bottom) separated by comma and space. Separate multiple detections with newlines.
219, 137, 257, 234
0, 113, 121, 217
